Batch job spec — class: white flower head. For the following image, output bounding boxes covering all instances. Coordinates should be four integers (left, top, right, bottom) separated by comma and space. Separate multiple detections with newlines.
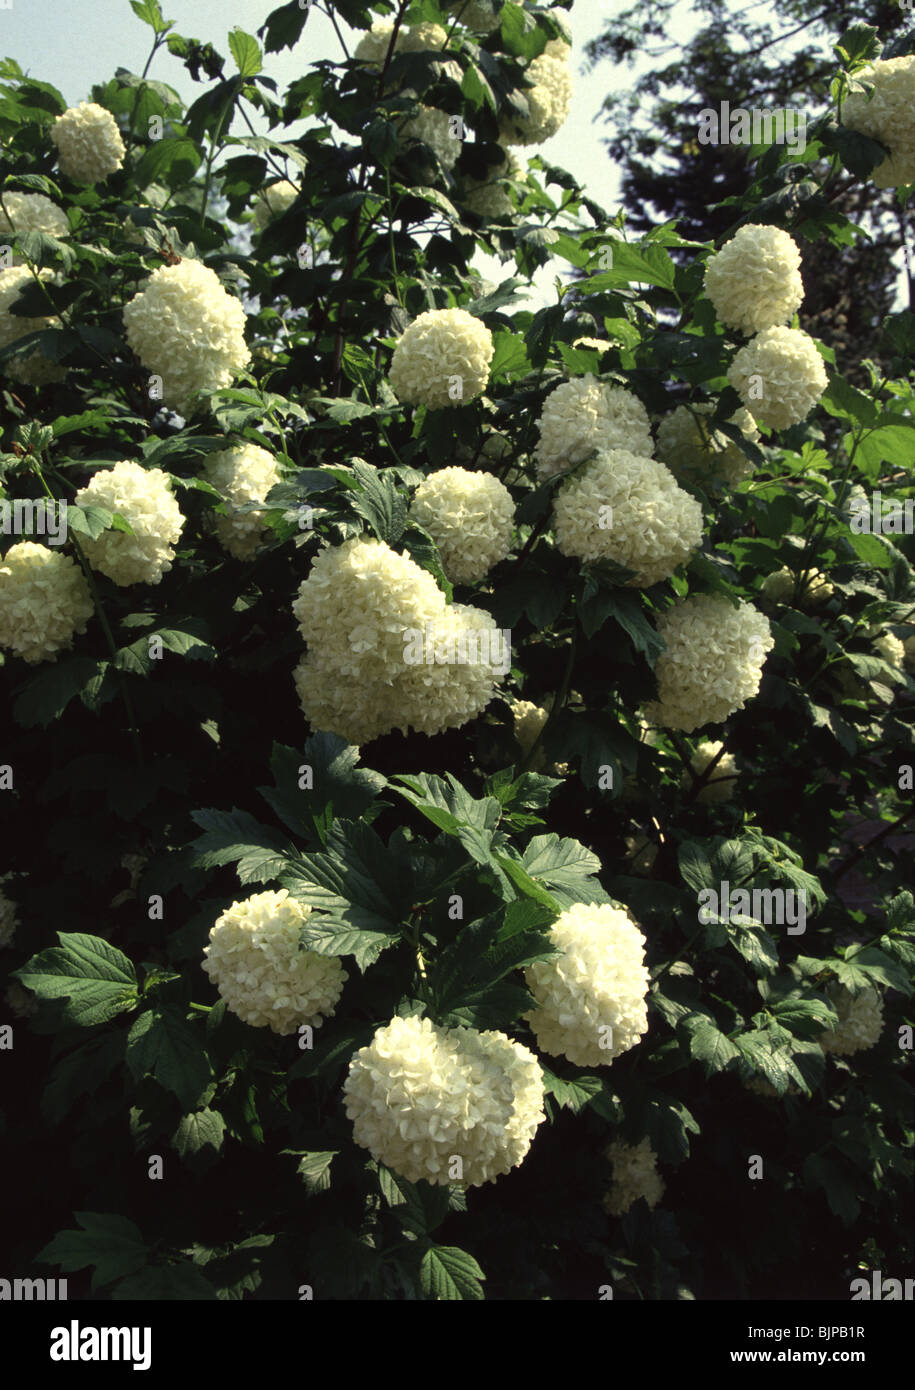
122, 258, 249, 416
0, 542, 93, 663
552, 448, 704, 586
819, 984, 883, 1055
0, 265, 66, 385
0, 191, 69, 238
656, 403, 759, 489
202, 889, 347, 1035
389, 307, 494, 410
681, 739, 738, 803
645, 593, 774, 732
728, 326, 827, 430
703, 224, 804, 335
842, 56, 915, 187
74, 460, 184, 586
500, 53, 572, 145
535, 376, 654, 482
602, 1138, 665, 1215
343, 1014, 546, 1186
252, 179, 299, 230
203, 444, 282, 560
50, 101, 125, 184
524, 902, 650, 1067
410, 466, 514, 583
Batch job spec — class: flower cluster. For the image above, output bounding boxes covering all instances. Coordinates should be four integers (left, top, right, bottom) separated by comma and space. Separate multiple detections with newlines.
0, 265, 66, 385
252, 179, 299, 230
292, 536, 507, 744
343, 1014, 546, 1186
552, 448, 703, 585
354, 20, 449, 64
602, 1139, 665, 1216
401, 106, 462, 170
524, 902, 650, 1067
873, 631, 905, 671
534, 375, 654, 481
202, 444, 282, 561
0, 542, 93, 664
656, 403, 760, 490
50, 101, 125, 184
202, 890, 348, 1036
409, 466, 514, 583
644, 593, 774, 731
728, 326, 828, 430
74, 460, 184, 586
842, 56, 915, 188
463, 150, 523, 218
500, 52, 572, 145
122, 258, 249, 416
0, 191, 69, 237
703, 224, 804, 335
389, 307, 494, 409
681, 740, 738, 803
761, 566, 833, 608
819, 985, 883, 1056
508, 696, 568, 775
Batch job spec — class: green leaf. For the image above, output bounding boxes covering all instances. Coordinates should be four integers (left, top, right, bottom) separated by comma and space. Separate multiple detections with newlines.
350, 460, 407, 546
540, 1067, 603, 1112
130, 0, 173, 35
489, 330, 531, 380
12, 657, 108, 728
770, 997, 838, 1038
803, 1153, 860, 1224
678, 840, 714, 894
679, 1013, 739, 1075
228, 27, 263, 77
834, 22, 882, 70
594, 591, 665, 664
189, 807, 290, 884
840, 945, 911, 994
134, 136, 201, 189
297, 916, 399, 972
378, 1167, 450, 1235
37, 1213, 148, 1292
419, 1244, 486, 1300
288, 1150, 338, 1193
15, 933, 138, 1027
172, 1108, 226, 1157
259, 736, 386, 840
126, 1008, 213, 1111
520, 833, 607, 905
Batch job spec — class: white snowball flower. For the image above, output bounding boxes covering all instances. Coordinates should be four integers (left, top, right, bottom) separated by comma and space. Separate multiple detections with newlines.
818, 985, 883, 1056
904, 634, 915, 673
761, 566, 833, 608
0, 191, 69, 238
602, 1138, 665, 1216
500, 53, 572, 145
463, 149, 523, 218
292, 535, 506, 744
728, 326, 828, 431
202, 444, 282, 560
343, 1014, 546, 1186
50, 101, 125, 185
644, 593, 774, 732
535, 376, 654, 482
511, 698, 549, 755
202, 889, 347, 1036
0, 541, 93, 664
74, 460, 184, 586
656, 403, 760, 489
410, 466, 514, 583
355, 20, 449, 65
122, 258, 249, 416
703, 224, 804, 335
842, 56, 915, 187
401, 105, 462, 170
552, 448, 704, 587
389, 307, 494, 410
0, 265, 66, 385
681, 739, 738, 803
873, 631, 905, 671
0, 886, 19, 948
524, 902, 650, 1067
252, 179, 299, 230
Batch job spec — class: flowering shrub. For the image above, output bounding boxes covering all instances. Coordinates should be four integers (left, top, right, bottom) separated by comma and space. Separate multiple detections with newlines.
1, 0, 912, 1308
